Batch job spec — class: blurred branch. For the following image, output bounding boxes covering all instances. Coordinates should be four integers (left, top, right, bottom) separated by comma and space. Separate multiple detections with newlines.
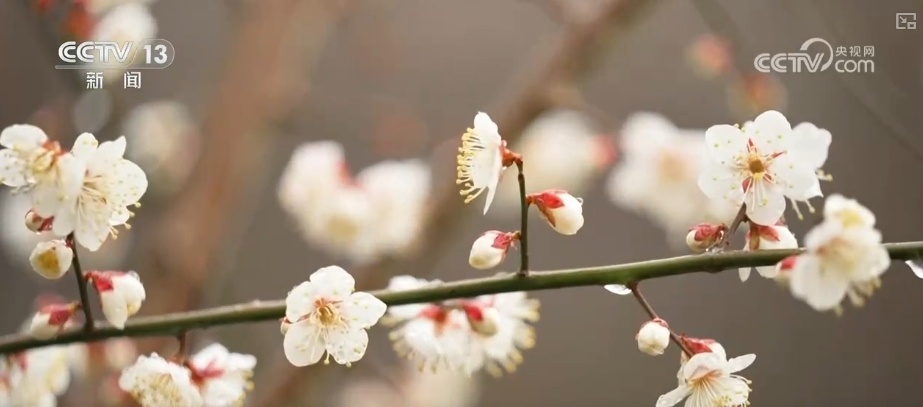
255, 0, 661, 404
0, 241, 921, 354
134, 0, 345, 354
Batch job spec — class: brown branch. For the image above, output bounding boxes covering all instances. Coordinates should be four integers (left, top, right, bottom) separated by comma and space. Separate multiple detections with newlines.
254, 0, 663, 405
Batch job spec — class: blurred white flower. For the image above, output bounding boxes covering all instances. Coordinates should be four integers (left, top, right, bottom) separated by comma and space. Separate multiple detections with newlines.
335, 362, 480, 407
527, 190, 584, 235
91, 3, 158, 80
390, 304, 476, 373
491, 109, 613, 214
279, 142, 431, 264
786, 122, 832, 217
636, 319, 670, 356
738, 222, 798, 282
67, 338, 138, 379
29, 239, 73, 280
0, 193, 132, 273
456, 112, 509, 215
788, 196, 889, 313
698, 110, 821, 226
283, 266, 387, 367
29, 302, 78, 339
656, 344, 755, 407
187, 343, 257, 407
86, 271, 147, 329
606, 113, 738, 239
822, 194, 874, 230
468, 230, 517, 270
380, 275, 444, 325
119, 353, 202, 407
123, 101, 200, 196
1, 345, 73, 407
52, 133, 147, 251
462, 292, 539, 376
0, 124, 85, 218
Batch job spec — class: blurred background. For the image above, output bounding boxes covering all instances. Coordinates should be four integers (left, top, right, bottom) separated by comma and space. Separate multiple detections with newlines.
1, 0, 923, 406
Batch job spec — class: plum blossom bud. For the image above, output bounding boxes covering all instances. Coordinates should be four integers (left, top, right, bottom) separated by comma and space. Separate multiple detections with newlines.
468, 231, 518, 270
461, 302, 499, 337
280, 318, 292, 335
30, 302, 79, 339
527, 190, 584, 235
773, 255, 799, 284
685, 223, 725, 253
636, 318, 670, 356
29, 239, 73, 279
86, 271, 146, 329
25, 210, 53, 233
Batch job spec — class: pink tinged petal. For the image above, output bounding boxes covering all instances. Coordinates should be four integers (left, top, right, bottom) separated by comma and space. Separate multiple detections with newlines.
0, 149, 28, 187
726, 353, 756, 373
745, 185, 786, 226
698, 163, 744, 202
0, 124, 48, 149
703, 124, 746, 164
791, 122, 831, 169
655, 385, 691, 407
769, 155, 819, 199
906, 260, 923, 279
326, 327, 369, 365
682, 353, 723, 380
70, 133, 99, 158
747, 110, 792, 153
283, 322, 326, 366
789, 255, 850, 311
309, 265, 355, 300
285, 281, 317, 321
340, 292, 387, 329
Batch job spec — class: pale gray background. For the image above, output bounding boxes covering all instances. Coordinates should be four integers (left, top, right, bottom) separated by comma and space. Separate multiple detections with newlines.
1, 0, 923, 406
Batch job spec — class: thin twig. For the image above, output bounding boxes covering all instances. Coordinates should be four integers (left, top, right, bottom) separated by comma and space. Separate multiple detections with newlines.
516, 160, 530, 275
713, 203, 747, 250
0, 241, 920, 355
628, 282, 692, 357
67, 234, 94, 332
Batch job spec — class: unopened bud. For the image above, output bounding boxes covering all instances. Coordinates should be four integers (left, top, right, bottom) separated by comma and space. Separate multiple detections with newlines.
527, 190, 585, 235
685, 223, 725, 253
86, 271, 146, 329
29, 302, 78, 339
468, 231, 517, 270
29, 239, 73, 280
636, 318, 670, 356
461, 302, 499, 337
680, 336, 724, 357
774, 255, 799, 284
24, 210, 53, 233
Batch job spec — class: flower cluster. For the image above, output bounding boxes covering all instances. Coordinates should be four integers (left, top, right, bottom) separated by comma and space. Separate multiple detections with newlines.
383, 275, 539, 376
0, 345, 72, 406
118, 344, 256, 407
277, 141, 431, 264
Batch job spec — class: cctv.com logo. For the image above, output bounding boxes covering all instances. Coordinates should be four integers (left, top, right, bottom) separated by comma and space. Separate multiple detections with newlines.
754, 38, 875, 74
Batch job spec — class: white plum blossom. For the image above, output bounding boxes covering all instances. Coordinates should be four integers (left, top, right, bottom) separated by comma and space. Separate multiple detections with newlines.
822, 194, 875, 230
86, 271, 147, 329
390, 304, 477, 373
456, 112, 512, 215
300, 186, 376, 261
0, 346, 73, 407
29, 239, 73, 280
606, 113, 738, 238
468, 230, 518, 270
738, 222, 798, 282
356, 159, 431, 258
0, 124, 84, 218
52, 133, 148, 251
277, 141, 346, 216
492, 109, 614, 214
462, 292, 539, 376
698, 110, 822, 226
785, 122, 833, 217
187, 343, 257, 407
118, 353, 203, 407
656, 343, 755, 407
123, 100, 200, 195
66, 338, 138, 379
29, 302, 78, 340
636, 319, 671, 356
526, 190, 584, 235
283, 266, 387, 367
787, 196, 889, 312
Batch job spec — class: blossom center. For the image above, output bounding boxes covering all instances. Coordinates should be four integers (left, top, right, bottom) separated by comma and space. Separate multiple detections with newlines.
313, 299, 341, 327
656, 150, 687, 183
746, 152, 766, 177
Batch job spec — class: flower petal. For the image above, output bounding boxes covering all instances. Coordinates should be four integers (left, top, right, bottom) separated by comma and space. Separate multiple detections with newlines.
110, 159, 148, 206
745, 185, 785, 226
790, 122, 831, 169
726, 353, 756, 373
748, 110, 792, 153
738, 267, 751, 282
473, 112, 501, 144
285, 281, 317, 321
770, 155, 819, 200
697, 162, 744, 202
0, 124, 47, 149
704, 124, 746, 164
755, 265, 779, 279
789, 254, 850, 311
283, 322, 326, 367
309, 265, 355, 300
340, 292, 387, 329
655, 385, 691, 407
326, 327, 369, 365
0, 149, 28, 187
71, 133, 99, 158
906, 260, 923, 279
